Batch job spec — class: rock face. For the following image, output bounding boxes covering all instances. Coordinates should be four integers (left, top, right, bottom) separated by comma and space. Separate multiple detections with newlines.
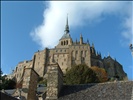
91, 55, 127, 80
59, 81, 133, 100
103, 56, 127, 80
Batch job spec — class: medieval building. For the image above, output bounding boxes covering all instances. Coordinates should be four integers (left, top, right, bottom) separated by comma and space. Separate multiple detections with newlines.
12, 17, 127, 82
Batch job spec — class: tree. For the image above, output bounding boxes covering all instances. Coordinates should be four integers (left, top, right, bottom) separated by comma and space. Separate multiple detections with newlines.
64, 64, 99, 85
0, 67, 3, 77
0, 78, 16, 90
90, 66, 108, 82
0, 69, 16, 90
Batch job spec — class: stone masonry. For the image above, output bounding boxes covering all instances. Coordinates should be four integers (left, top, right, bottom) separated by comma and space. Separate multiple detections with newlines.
21, 68, 39, 100
46, 63, 63, 100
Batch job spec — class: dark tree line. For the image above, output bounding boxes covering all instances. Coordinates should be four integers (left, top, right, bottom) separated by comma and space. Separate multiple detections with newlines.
0, 68, 16, 90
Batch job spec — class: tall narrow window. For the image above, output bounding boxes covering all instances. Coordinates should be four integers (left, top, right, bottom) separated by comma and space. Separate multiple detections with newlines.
85, 51, 87, 57
75, 51, 78, 60
66, 40, 68, 45
61, 41, 63, 45
81, 51, 83, 57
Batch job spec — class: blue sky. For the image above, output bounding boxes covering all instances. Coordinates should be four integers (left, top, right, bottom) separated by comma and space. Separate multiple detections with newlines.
1, 1, 133, 80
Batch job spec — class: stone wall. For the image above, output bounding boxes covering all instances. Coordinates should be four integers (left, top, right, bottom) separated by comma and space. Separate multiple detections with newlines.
22, 68, 39, 100
46, 63, 63, 100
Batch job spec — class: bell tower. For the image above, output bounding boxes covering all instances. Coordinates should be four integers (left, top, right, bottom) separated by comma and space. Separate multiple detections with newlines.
56, 15, 73, 48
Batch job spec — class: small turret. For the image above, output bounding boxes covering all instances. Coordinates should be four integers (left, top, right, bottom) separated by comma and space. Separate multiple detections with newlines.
91, 43, 96, 55
87, 39, 90, 45
80, 34, 83, 45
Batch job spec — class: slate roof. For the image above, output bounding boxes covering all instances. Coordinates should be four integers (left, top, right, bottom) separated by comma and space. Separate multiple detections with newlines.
59, 81, 133, 100
4, 89, 16, 95
1, 92, 18, 100
60, 33, 71, 39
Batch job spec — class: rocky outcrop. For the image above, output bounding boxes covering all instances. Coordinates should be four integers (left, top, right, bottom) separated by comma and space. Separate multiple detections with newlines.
91, 55, 127, 80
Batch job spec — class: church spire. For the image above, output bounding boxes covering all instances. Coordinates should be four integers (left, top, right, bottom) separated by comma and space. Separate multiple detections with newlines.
64, 14, 69, 34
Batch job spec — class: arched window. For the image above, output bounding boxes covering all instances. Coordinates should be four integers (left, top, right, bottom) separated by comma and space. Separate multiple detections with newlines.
76, 51, 78, 54
75, 51, 78, 60
64, 41, 65, 45
66, 40, 68, 45
61, 41, 63, 45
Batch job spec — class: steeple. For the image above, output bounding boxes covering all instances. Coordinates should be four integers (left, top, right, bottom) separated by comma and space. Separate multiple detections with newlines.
64, 14, 69, 34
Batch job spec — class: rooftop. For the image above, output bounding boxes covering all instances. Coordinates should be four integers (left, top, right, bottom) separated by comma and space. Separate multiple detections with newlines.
59, 81, 133, 100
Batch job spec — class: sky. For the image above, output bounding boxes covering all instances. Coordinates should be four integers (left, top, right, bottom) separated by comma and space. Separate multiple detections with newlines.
1, 1, 133, 80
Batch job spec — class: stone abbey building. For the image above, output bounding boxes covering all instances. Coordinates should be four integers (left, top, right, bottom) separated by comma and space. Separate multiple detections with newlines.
12, 17, 127, 82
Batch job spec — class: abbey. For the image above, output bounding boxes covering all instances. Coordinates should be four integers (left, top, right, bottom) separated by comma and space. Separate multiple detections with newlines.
12, 17, 127, 82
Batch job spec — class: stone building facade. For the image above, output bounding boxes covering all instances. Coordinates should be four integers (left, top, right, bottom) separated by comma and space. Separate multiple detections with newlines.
12, 17, 127, 82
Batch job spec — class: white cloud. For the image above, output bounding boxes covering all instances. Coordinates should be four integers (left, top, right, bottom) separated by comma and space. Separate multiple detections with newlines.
30, 1, 132, 49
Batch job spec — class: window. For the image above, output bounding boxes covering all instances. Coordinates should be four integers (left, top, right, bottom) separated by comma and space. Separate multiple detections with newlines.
64, 41, 65, 45
64, 59, 66, 61
85, 51, 87, 57
66, 40, 68, 45
81, 57, 85, 63
61, 41, 63, 45
60, 49, 62, 52
64, 49, 66, 52
62, 62, 63, 65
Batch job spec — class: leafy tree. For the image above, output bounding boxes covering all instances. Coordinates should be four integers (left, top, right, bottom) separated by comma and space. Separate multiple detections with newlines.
64, 64, 99, 85
91, 66, 108, 82
0, 69, 16, 90
0, 67, 3, 77
0, 78, 16, 90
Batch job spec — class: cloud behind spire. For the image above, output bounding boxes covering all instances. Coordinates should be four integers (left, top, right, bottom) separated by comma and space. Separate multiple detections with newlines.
30, 1, 132, 49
